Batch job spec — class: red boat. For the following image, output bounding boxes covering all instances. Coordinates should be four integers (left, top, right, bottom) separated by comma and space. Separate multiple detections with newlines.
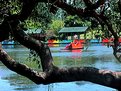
64, 39, 84, 50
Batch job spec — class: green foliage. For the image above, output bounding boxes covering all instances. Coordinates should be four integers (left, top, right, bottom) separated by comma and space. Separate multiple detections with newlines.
0, 0, 22, 21
49, 19, 64, 35
64, 15, 91, 27
9, 0, 22, 14
26, 50, 42, 69
25, 19, 41, 29
30, 2, 53, 29
102, 0, 121, 36
1, 0, 121, 39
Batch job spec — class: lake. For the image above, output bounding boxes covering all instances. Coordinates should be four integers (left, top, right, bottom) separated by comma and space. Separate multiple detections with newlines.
0, 44, 119, 91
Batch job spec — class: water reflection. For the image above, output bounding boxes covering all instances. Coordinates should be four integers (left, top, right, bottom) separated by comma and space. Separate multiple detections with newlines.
48, 44, 60, 47
0, 44, 119, 91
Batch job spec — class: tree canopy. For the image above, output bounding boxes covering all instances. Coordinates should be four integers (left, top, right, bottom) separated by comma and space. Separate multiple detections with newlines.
1, 0, 121, 91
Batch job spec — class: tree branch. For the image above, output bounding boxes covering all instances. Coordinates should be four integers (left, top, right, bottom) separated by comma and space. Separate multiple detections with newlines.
83, 0, 105, 10
0, 48, 46, 84
11, 23, 54, 72
1, 47, 121, 90
19, 0, 38, 21
118, 0, 121, 16
93, 0, 105, 10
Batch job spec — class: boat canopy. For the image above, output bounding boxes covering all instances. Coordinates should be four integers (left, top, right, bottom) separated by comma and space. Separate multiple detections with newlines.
24, 28, 46, 41
59, 27, 88, 34
25, 28, 44, 34
59, 27, 89, 40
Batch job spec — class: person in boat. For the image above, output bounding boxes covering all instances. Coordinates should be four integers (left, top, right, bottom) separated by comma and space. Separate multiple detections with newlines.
65, 34, 82, 50
73, 34, 79, 44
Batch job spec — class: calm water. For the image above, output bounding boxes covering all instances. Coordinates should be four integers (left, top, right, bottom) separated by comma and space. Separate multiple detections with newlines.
0, 44, 120, 91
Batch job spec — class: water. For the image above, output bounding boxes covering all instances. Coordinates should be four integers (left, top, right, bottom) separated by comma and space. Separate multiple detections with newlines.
0, 44, 119, 91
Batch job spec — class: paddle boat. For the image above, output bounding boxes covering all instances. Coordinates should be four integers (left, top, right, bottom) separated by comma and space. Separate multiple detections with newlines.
63, 39, 84, 50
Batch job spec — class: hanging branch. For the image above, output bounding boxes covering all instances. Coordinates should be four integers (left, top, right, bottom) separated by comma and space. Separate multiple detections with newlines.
19, 0, 38, 21
118, 0, 121, 16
